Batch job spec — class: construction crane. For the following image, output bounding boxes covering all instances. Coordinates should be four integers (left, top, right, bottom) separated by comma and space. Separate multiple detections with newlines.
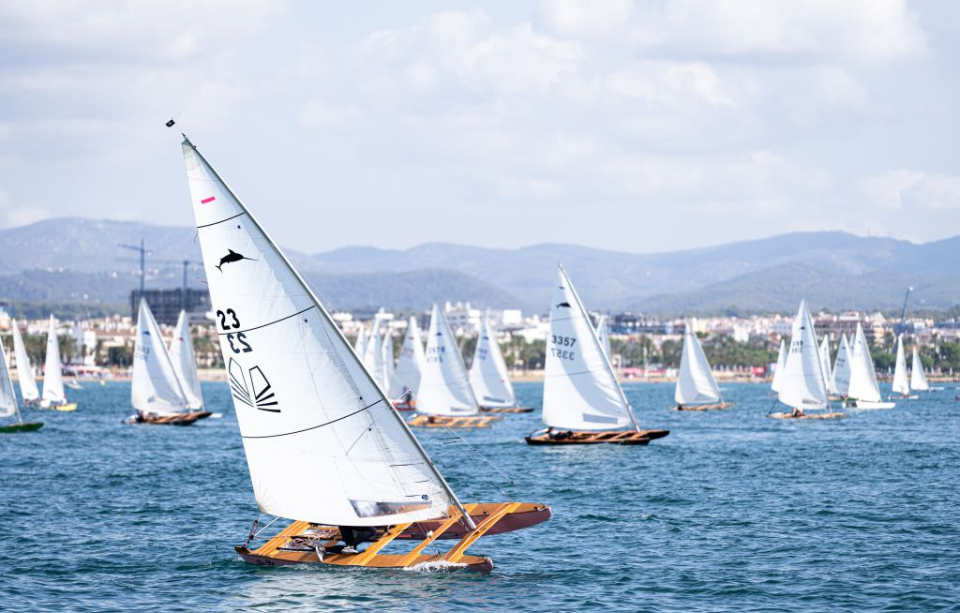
897, 286, 914, 336
118, 240, 151, 295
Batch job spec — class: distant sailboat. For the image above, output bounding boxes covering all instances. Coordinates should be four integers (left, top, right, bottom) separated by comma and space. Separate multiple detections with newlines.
830, 334, 852, 398
40, 316, 76, 411
527, 266, 669, 444
354, 325, 367, 359
11, 320, 40, 406
169, 310, 205, 410
181, 135, 547, 571
409, 303, 496, 428
381, 330, 404, 399
768, 300, 843, 419
818, 336, 832, 391
673, 323, 730, 411
363, 322, 384, 389
911, 347, 932, 392
891, 335, 915, 399
770, 339, 787, 393
0, 338, 43, 433
595, 314, 612, 360
469, 311, 529, 414
394, 316, 425, 410
128, 300, 212, 425
844, 323, 895, 410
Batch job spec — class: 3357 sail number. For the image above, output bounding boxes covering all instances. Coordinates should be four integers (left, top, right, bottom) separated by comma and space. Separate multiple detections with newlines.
550, 335, 577, 361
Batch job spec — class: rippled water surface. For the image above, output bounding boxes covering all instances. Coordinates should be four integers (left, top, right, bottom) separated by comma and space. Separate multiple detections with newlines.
2, 381, 958, 612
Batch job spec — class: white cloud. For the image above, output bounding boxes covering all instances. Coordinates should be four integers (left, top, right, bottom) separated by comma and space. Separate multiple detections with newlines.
860, 170, 960, 210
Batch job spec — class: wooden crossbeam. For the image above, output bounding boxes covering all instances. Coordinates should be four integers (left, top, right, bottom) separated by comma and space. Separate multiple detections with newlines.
252, 520, 311, 556
443, 502, 520, 563
395, 504, 477, 566
343, 522, 412, 566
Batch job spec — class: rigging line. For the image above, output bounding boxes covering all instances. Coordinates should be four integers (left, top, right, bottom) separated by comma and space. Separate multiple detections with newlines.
217, 306, 315, 336
435, 420, 517, 498
196, 211, 246, 229
241, 399, 383, 440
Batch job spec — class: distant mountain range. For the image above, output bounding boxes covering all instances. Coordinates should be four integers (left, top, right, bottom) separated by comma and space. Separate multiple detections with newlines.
0, 218, 957, 315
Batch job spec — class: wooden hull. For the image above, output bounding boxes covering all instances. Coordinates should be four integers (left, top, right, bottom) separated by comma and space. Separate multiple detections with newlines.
125, 411, 213, 426
0, 422, 44, 433
481, 406, 534, 414
235, 501, 549, 572
525, 429, 670, 445
768, 412, 846, 420
672, 402, 732, 411
407, 414, 499, 428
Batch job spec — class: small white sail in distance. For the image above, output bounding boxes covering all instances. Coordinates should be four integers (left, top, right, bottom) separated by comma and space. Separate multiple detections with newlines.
381, 330, 405, 399
0, 338, 20, 421
363, 322, 384, 386
354, 325, 367, 358
133, 299, 189, 416
847, 323, 882, 403
395, 316, 426, 398
595, 314, 612, 359
819, 336, 832, 390
468, 311, 516, 409
41, 315, 66, 405
777, 300, 829, 410
892, 335, 910, 397
543, 265, 639, 431
770, 339, 787, 393
675, 323, 722, 406
830, 334, 852, 397
11, 320, 39, 403
417, 303, 480, 416
181, 136, 465, 528
911, 346, 930, 391
169, 310, 204, 410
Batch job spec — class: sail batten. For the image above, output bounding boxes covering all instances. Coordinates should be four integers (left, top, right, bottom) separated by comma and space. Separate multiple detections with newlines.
675, 323, 721, 405
469, 311, 516, 409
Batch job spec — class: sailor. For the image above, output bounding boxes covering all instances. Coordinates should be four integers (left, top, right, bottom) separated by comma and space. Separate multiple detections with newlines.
338, 526, 378, 554
790, 407, 805, 418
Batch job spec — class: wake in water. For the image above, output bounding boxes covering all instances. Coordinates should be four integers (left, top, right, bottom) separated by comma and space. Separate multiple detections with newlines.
403, 559, 469, 573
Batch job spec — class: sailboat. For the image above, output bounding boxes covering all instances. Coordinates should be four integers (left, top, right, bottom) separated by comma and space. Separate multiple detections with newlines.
526, 266, 669, 444
891, 335, 916, 400
830, 333, 852, 399
768, 300, 844, 419
394, 316, 425, 410
469, 311, 530, 414
1, 338, 43, 433
911, 347, 935, 392
818, 336, 832, 392
381, 330, 405, 400
673, 323, 731, 411
408, 303, 498, 428
595, 314, 612, 359
363, 322, 384, 388
40, 316, 77, 411
127, 300, 212, 425
354, 325, 367, 359
11, 320, 40, 406
843, 323, 895, 410
169, 310, 206, 411
180, 135, 547, 571
770, 339, 787, 394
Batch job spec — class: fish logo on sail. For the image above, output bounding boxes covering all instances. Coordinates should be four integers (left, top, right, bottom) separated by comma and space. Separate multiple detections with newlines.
216, 249, 257, 272
229, 358, 279, 412
556, 301, 571, 308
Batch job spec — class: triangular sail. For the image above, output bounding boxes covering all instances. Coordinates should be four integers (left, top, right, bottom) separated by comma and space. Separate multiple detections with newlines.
182, 136, 457, 527
395, 316, 426, 397
0, 340, 20, 420
41, 315, 66, 404
381, 331, 404, 398
417, 304, 480, 416
892, 335, 910, 396
818, 336, 832, 391
11, 321, 39, 403
770, 339, 787, 393
468, 311, 516, 409
675, 324, 721, 405
595, 315, 611, 359
169, 310, 204, 410
911, 347, 930, 391
133, 299, 189, 415
847, 323, 882, 403
354, 326, 367, 358
543, 266, 637, 431
831, 334, 852, 396
778, 300, 828, 410
363, 323, 384, 387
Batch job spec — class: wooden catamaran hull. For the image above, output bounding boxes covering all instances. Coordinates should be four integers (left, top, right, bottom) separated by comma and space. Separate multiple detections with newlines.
125, 411, 213, 425
481, 406, 534, 414
407, 414, 499, 428
525, 429, 670, 445
672, 402, 732, 411
0, 422, 43, 433
236, 502, 550, 572
768, 412, 846, 420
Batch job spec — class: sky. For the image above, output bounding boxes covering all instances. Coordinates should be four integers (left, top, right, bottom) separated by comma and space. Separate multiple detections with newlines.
0, 0, 958, 254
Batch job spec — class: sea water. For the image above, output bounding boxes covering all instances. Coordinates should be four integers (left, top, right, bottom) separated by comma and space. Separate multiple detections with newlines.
1, 381, 957, 612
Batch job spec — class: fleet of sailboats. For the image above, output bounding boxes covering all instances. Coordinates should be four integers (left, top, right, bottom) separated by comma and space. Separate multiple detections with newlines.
673, 323, 730, 411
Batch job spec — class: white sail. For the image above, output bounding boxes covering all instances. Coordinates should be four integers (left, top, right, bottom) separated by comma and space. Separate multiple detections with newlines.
182, 136, 455, 527
363, 323, 384, 385
911, 347, 930, 391
41, 315, 66, 405
395, 316, 426, 397
11, 321, 39, 403
818, 336, 832, 391
675, 324, 721, 405
892, 335, 910, 396
543, 266, 637, 431
778, 300, 829, 410
830, 334, 852, 397
354, 326, 367, 359
468, 311, 516, 409
417, 303, 480, 416
847, 323, 882, 403
770, 339, 787, 393
132, 299, 189, 415
0, 340, 19, 419
169, 310, 204, 410
595, 314, 611, 359
381, 331, 404, 398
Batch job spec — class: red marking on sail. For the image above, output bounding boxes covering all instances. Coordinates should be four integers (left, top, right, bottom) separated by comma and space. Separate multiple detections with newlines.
201, 196, 216, 204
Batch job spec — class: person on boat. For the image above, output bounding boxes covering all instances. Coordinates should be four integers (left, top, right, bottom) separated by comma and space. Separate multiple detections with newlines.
676, 403, 684, 411
426, 415, 438, 425
546, 428, 573, 440
790, 407, 805, 418
338, 526, 378, 554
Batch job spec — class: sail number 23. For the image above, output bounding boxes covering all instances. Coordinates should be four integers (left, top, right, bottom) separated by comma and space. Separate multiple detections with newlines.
218, 308, 253, 354
550, 335, 576, 361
